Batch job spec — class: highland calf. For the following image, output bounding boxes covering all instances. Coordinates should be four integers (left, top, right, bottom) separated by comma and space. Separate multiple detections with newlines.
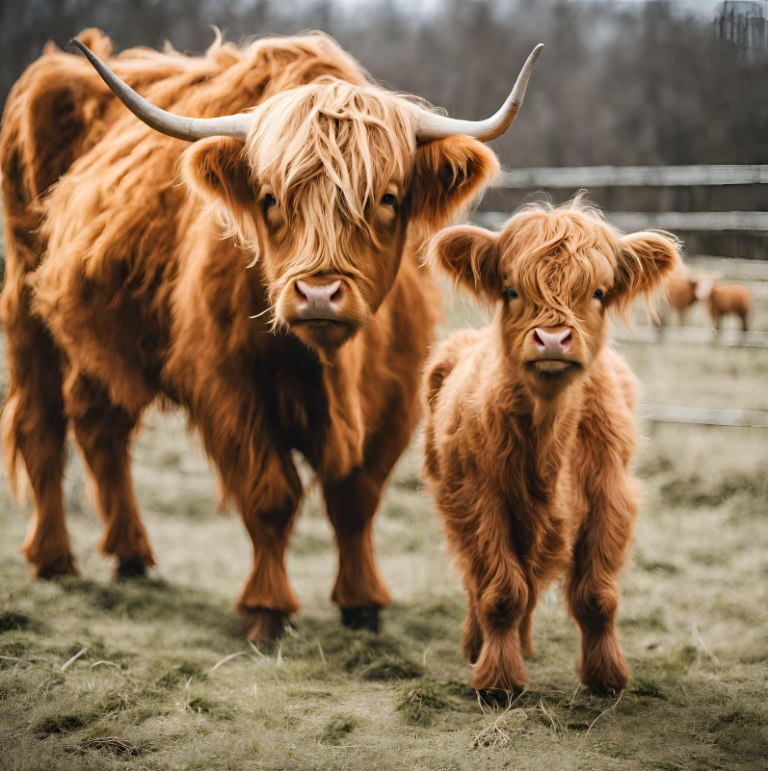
422, 200, 680, 695
0, 30, 541, 639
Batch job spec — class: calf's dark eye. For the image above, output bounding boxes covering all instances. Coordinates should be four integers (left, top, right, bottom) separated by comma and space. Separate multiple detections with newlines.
507, 287, 519, 299
593, 288, 605, 300
381, 193, 397, 207
263, 193, 277, 210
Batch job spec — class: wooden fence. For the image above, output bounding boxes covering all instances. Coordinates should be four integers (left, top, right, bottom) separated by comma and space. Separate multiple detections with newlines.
641, 404, 768, 429
496, 165, 768, 189
478, 164, 768, 238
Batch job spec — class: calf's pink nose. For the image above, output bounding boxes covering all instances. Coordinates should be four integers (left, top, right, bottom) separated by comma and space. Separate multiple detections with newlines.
533, 327, 573, 357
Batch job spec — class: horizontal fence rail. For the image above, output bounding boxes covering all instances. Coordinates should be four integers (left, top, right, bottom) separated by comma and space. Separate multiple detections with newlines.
496, 165, 768, 189
641, 403, 768, 428
475, 210, 768, 232
481, 165, 768, 235
613, 325, 768, 350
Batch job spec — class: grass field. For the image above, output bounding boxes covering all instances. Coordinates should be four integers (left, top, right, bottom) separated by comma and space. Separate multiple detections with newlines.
1, 259, 767, 770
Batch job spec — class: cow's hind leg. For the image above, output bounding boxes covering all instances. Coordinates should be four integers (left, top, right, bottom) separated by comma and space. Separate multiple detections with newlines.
2, 318, 74, 578
66, 374, 155, 579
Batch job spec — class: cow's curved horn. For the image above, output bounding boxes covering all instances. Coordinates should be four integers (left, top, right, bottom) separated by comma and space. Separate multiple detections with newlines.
70, 38, 249, 142
412, 44, 544, 143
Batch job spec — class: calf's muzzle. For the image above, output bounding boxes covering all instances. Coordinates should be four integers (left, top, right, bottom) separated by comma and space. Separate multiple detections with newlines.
532, 327, 573, 359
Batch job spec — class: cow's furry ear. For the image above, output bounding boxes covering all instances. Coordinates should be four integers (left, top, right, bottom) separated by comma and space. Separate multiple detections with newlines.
410, 137, 500, 230
182, 137, 255, 226
429, 225, 501, 298
612, 230, 681, 316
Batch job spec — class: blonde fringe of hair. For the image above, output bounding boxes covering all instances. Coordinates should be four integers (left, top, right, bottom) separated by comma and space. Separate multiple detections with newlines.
501, 192, 680, 327
240, 78, 417, 290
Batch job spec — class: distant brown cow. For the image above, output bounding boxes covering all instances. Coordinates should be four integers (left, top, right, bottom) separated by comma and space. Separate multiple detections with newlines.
696, 280, 751, 332
0, 30, 542, 638
422, 199, 679, 695
663, 272, 698, 326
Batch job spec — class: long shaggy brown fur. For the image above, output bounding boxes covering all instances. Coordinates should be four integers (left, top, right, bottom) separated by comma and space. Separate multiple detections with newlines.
422, 199, 680, 694
0, 30, 499, 636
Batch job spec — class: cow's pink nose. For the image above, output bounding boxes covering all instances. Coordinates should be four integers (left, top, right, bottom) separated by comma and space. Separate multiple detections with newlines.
295, 278, 344, 320
533, 327, 573, 358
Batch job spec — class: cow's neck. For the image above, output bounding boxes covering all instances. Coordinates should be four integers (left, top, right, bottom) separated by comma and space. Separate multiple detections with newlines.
315, 341, 365, 481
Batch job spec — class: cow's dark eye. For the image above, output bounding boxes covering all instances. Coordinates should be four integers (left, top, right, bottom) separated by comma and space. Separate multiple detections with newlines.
381, 193, 397, 207
593, 288, 605, 301
263, 193, 277, 210
507, 287, 519, 299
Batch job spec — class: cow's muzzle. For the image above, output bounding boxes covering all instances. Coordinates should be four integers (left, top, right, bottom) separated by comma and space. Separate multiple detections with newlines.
294, 277, 345, 321
276, 274, 368, 349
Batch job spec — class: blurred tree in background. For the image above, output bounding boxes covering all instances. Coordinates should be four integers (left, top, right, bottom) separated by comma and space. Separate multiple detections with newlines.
0, 0, 766, 169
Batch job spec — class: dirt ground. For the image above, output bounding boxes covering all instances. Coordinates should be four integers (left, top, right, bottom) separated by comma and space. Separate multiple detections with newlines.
0, 256, 767, 770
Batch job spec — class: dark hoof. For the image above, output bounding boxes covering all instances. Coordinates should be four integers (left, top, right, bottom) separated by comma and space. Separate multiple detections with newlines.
477, 688, 517, 708
115, 557, 148, 581
341, 606, 380, 632
33, 555, 80, 580
242, 607, 293, 642
583, 678, 627, 698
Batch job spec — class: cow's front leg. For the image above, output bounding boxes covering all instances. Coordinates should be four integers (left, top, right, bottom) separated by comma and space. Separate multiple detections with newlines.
236, 450, 303, 641
322, 466, 392, 631
462, 582, 483, 664
198, 405, 302, 641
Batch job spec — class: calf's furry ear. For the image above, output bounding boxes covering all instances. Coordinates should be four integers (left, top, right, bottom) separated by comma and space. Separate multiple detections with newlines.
410, 137, 500, 230
182, 137, 255, 231
612, 230, 681, 315
429, 225, 501, 298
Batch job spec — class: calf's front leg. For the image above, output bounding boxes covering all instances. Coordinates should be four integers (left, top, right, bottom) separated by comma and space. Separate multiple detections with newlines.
567, 469, 636, 695
468, 559, 531, 693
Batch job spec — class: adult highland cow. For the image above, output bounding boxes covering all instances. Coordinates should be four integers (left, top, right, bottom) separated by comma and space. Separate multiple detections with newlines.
0, 29, 541, 639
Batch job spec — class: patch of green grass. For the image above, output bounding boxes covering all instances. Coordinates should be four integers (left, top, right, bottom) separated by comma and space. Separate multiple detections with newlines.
319, 714, 357, 744
35, 712, 94, 736
396, 679, 449, 725
0, 609, 38, 632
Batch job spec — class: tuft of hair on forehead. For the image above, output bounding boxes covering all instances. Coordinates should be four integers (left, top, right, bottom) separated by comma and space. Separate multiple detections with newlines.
499, 194, 680, 325
243, 78, 416, 282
